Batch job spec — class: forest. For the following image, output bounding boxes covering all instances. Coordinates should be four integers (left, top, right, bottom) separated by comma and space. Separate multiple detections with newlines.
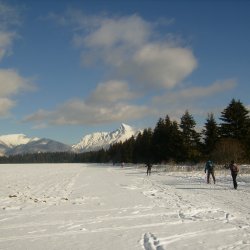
1, 99, 250, 164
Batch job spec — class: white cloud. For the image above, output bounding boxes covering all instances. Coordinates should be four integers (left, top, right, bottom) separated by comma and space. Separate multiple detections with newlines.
74, 14, 151, 67
0, 69, 36, 116
151, 79, 237, 119
153, 79, 237, 104
50, 11, 195, 99
128, 43, 197, 89
86, 80, 137, 105
51, 10, 151, 46
24, 99, 153, 126
24, 80, 155, 126
0, 69, 35, 97
0, 2, 20, 61
0, 31, 16, 60
29, 11, 236, 128
83, 14, 150, 49
0, 2, 33, 117
55, 101, 151, 125
24, 109, 53, 123
28, 76, 235, 127
64, 11, 197, 89
0, 97, 15, 116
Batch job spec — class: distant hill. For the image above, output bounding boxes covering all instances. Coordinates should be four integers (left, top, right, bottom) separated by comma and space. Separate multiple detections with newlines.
0, 134, 39, 156
7, 138, 72, 155
0, 134, 71, 156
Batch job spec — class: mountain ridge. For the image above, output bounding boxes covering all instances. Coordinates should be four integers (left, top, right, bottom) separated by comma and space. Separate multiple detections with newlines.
72, 123, 141, 152
0, 124, 141, 155
0, 134, 39, 148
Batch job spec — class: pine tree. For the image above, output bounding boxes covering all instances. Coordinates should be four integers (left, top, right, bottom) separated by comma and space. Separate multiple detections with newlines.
134, 128, 153, 163
220, 98, 250, 141
219, 99, 250, 161
179, 110, 201, 161
121, 136, 135, 163
180, 111, 200, 146
202, 113, 219, 156
152, 118, 166, 163
151, 115, 185, 163
168, 120, 185, 162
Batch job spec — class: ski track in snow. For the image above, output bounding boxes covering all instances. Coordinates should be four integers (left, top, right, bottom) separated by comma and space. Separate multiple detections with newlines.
0, 164, 250, 250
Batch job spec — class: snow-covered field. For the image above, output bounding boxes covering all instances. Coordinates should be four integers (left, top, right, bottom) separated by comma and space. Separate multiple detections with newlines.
0, 164, 250, 250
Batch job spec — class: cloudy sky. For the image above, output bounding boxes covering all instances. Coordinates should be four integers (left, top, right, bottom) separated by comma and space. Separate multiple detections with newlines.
0, 0, 249, 144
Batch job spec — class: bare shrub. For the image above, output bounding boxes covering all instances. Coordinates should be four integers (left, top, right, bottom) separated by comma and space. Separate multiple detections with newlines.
211, 138, 245, 163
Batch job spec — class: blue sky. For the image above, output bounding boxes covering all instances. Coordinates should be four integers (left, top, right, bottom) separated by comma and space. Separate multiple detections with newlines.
0, 0, 250, 145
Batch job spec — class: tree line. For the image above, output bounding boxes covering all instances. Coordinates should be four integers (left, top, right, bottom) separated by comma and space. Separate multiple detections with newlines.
1, 98, 250, 164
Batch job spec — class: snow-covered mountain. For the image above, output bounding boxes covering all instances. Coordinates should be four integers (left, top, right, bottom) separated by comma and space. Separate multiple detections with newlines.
0, 134, 40, 156
0, 134, 71, 156
7, 138, 72, 155
72, 123, 141, 152
0, 134, 40, 148
0, 124, 141, 155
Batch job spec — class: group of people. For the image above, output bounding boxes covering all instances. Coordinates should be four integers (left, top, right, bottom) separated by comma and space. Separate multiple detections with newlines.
205, 160, 239, 189
145, 160, 240, 189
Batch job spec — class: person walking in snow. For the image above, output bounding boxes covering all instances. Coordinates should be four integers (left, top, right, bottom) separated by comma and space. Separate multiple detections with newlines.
146, 163, 152, 176
227, 160, 239, 189
204, 160, 216, 184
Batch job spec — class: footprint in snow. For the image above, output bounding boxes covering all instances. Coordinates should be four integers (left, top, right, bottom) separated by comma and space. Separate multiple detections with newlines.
142, 232, 164, 250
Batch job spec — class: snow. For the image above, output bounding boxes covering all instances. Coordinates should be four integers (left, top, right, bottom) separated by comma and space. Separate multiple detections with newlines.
0, 163, 250, 250
72, 123, 141, 152
0, 134, 39, 148
0, 124, 141, 155
72, 132, 110, 151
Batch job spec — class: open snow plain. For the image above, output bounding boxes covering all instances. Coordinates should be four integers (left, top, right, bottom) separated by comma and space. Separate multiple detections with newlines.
0, 164, 250, 250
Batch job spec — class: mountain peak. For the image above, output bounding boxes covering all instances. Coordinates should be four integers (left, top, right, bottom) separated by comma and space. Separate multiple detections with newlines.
0, 124, 143, 155
73, 124, 141, 153
119, 123, 133, 132
0, 134, 40, 148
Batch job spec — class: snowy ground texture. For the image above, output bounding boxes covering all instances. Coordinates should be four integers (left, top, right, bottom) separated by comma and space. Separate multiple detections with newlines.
0, 164, 250, 250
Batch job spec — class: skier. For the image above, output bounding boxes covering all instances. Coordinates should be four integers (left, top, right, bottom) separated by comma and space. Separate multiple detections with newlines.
146, 163, 152, 176
227, 160, 239, 189
204, 160, 216, 184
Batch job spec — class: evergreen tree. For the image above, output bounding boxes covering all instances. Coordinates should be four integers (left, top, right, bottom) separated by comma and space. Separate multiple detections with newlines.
202, 113, 219, 156
152, 118, 166, 163
134, 129, 153, 163
133, 132, 143, 163
179, 110, 201, 161
142, 128, 153, 162
220, 98, 250, 141
169, 120, 186, 162
121, 136, 135, 163
219, 99, 250, 161
108, 142, 123, 164
152, 116, 185, 163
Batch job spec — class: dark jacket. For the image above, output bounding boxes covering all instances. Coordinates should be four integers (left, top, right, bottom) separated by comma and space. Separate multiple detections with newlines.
205, 160, 214, 173
229, 163, 239, 174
